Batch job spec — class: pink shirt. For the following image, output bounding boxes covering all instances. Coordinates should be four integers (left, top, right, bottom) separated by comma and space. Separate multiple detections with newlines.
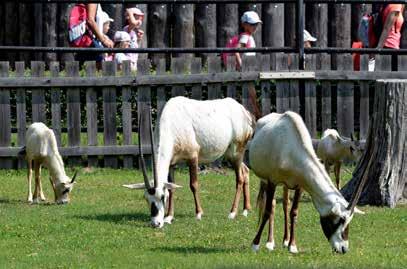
123, 25, 139, 71
382, 4, 404, 49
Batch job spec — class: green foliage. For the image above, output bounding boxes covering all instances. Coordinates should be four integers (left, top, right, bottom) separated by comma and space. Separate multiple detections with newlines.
0, 167, 405, 268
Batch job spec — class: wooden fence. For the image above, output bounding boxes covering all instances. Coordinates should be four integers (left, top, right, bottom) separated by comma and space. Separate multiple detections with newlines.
0, 53, 405, 169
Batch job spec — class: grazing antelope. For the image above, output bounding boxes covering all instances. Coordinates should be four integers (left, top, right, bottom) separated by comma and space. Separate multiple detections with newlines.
250, 112, 365, 254
19, 122, 77, 204
317, 129, 363, 189
124, 96, 255, 228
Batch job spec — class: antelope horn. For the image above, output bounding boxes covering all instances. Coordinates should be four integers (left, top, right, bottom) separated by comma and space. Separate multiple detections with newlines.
149, 108, 158, 188
71, 170, 78, 183
139, 114, 152, 190
347, 150, 373, 213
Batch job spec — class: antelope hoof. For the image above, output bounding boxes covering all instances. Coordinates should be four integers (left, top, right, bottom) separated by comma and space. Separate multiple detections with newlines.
40, 195, 46, 201
289, 245, 299, 254
242, 209, 249, 217
252, 244, 260, 252
27, 197, 33, 204
228, 211, 237, 220
196, 212, 203, 221
164, 216, 174, 224
265, 241, 275, 251
283, 240, 289, 248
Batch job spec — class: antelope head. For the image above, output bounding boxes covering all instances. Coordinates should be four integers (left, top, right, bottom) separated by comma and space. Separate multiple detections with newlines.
123, 113, 181, 228
320, 163, 368, 254
55, 170, 77, 204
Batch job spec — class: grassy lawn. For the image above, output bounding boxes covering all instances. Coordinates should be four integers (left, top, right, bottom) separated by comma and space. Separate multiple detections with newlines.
0, 166, 405, 268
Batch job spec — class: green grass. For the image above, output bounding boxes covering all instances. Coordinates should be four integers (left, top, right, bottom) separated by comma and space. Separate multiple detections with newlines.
0, 167, 405, 269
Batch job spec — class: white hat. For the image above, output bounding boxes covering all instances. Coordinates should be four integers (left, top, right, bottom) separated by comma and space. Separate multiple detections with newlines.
114, 31, 131, 42
96, 11, 114, 34
241, 11, 262, 24
127, 7, 145, 16
304, 30, 317, 42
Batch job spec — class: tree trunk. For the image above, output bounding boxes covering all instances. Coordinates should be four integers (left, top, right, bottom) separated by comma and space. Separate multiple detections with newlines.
341, 80, 407, 208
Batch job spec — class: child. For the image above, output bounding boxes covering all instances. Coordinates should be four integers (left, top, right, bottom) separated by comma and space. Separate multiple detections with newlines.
113, 31, 132, 71
123, 7, 145, 71
95, 11, 114, 64
234, 11, 262, 70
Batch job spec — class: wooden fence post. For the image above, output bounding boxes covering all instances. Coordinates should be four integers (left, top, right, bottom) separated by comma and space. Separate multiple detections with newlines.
173, 4, 194, 59
304, 54, 317, 138
259, 54, 271, 116
336, 55, 354, 137
288, 53, 300, 114
102, 61, 118, 168
156, 59, 167, 120
31, 61, 46, 124
16, 62, 27, 169
208, 56, 222, 100
320, 53, 332, 131
359, 55, 370, 140
149, 4, 169, 67
50, 62, 61, 146
122, 61, 134, 169
226, 56, 237, 99
171, 58, 186, 97
276, 53, 289, 113
191, 57, 202, 100
217, 3, 238, 49
85, 61, 98, 168
0, 62, 12, 169
195, 4, 216, 65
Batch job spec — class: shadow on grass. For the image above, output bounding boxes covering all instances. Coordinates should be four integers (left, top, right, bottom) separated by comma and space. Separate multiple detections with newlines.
75, 212, 150, 224
151, 245, 234, 254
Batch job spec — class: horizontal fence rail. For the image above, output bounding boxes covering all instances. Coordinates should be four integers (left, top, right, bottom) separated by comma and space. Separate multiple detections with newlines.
0, 53, 398, 169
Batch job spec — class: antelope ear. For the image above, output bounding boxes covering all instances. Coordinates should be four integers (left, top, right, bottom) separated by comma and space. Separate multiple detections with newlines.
330, 202, 343, 216
122, 183, 146, 190
164, 182, 183, 189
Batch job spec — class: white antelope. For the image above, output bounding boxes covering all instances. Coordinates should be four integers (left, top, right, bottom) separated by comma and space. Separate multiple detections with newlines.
19, 122, 77, 204
124, 96, 255, 228
249, 112, 365, 254
317, 129, 363, 188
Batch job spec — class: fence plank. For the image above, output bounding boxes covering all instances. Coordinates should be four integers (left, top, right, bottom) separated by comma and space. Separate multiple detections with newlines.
288, 54, 300, 113
0, 62, 12, 169
171, 58, 186, 97
31, 61, 46, 123
85, 61, 98, 167
50, 62, 61, 146
336, 55, 354, 137
191, 58, 202, 100
359, 55, 370, 140
16, 62, 27, 168
156, 59, 167, 120
304, 55, 317, 138
260, 55, 271, 116
195, 4, 216, 65
122, 61, 133, 169
320, 53, 332, 132
137, 59, 153, 167
217, 4, 238, 50
149, 4, 170, 67
226, 56, 237, 99
173, 4, 194, 59
208, 56, 222, 99
65, 61, 81, 166
19, 4, 34, 64
242, 56, 258, 115
276, 53, 289, 113
102, 61, 118, 168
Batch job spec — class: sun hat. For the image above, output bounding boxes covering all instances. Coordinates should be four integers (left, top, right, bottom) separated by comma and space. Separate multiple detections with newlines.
96, 11, 114, 33
304, 30, 317, 42
241, 11, 262, 24
114, 31, 131, 42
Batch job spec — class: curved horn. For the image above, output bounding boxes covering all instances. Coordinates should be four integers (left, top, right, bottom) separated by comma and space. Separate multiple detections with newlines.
71, 170, 78, 183
139, 114, 152, 190
149, 108, 158, 188
347, 148, 373, 213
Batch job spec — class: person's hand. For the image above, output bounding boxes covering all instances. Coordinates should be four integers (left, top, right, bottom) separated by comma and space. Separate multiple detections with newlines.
136, 30, 144, 41
103, 37, 114, 48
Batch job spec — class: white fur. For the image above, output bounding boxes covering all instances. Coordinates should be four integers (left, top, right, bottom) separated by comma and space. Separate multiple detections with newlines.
228, 212, 237, 220
242, 209, 249, 217
265, 241, 275, 251
289, 245, 299, 254
283, 240, 289, 248
252, 244, 260, 252
24, 122, 75, 204
127, 97, 254, 227
249, 112, 355, 253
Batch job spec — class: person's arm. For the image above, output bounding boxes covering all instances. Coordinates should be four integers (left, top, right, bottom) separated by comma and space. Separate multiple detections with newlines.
377, 10, 400, 48
235, 43, 243, 71
125, 9, 138, 32
86, 4, 114, 48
